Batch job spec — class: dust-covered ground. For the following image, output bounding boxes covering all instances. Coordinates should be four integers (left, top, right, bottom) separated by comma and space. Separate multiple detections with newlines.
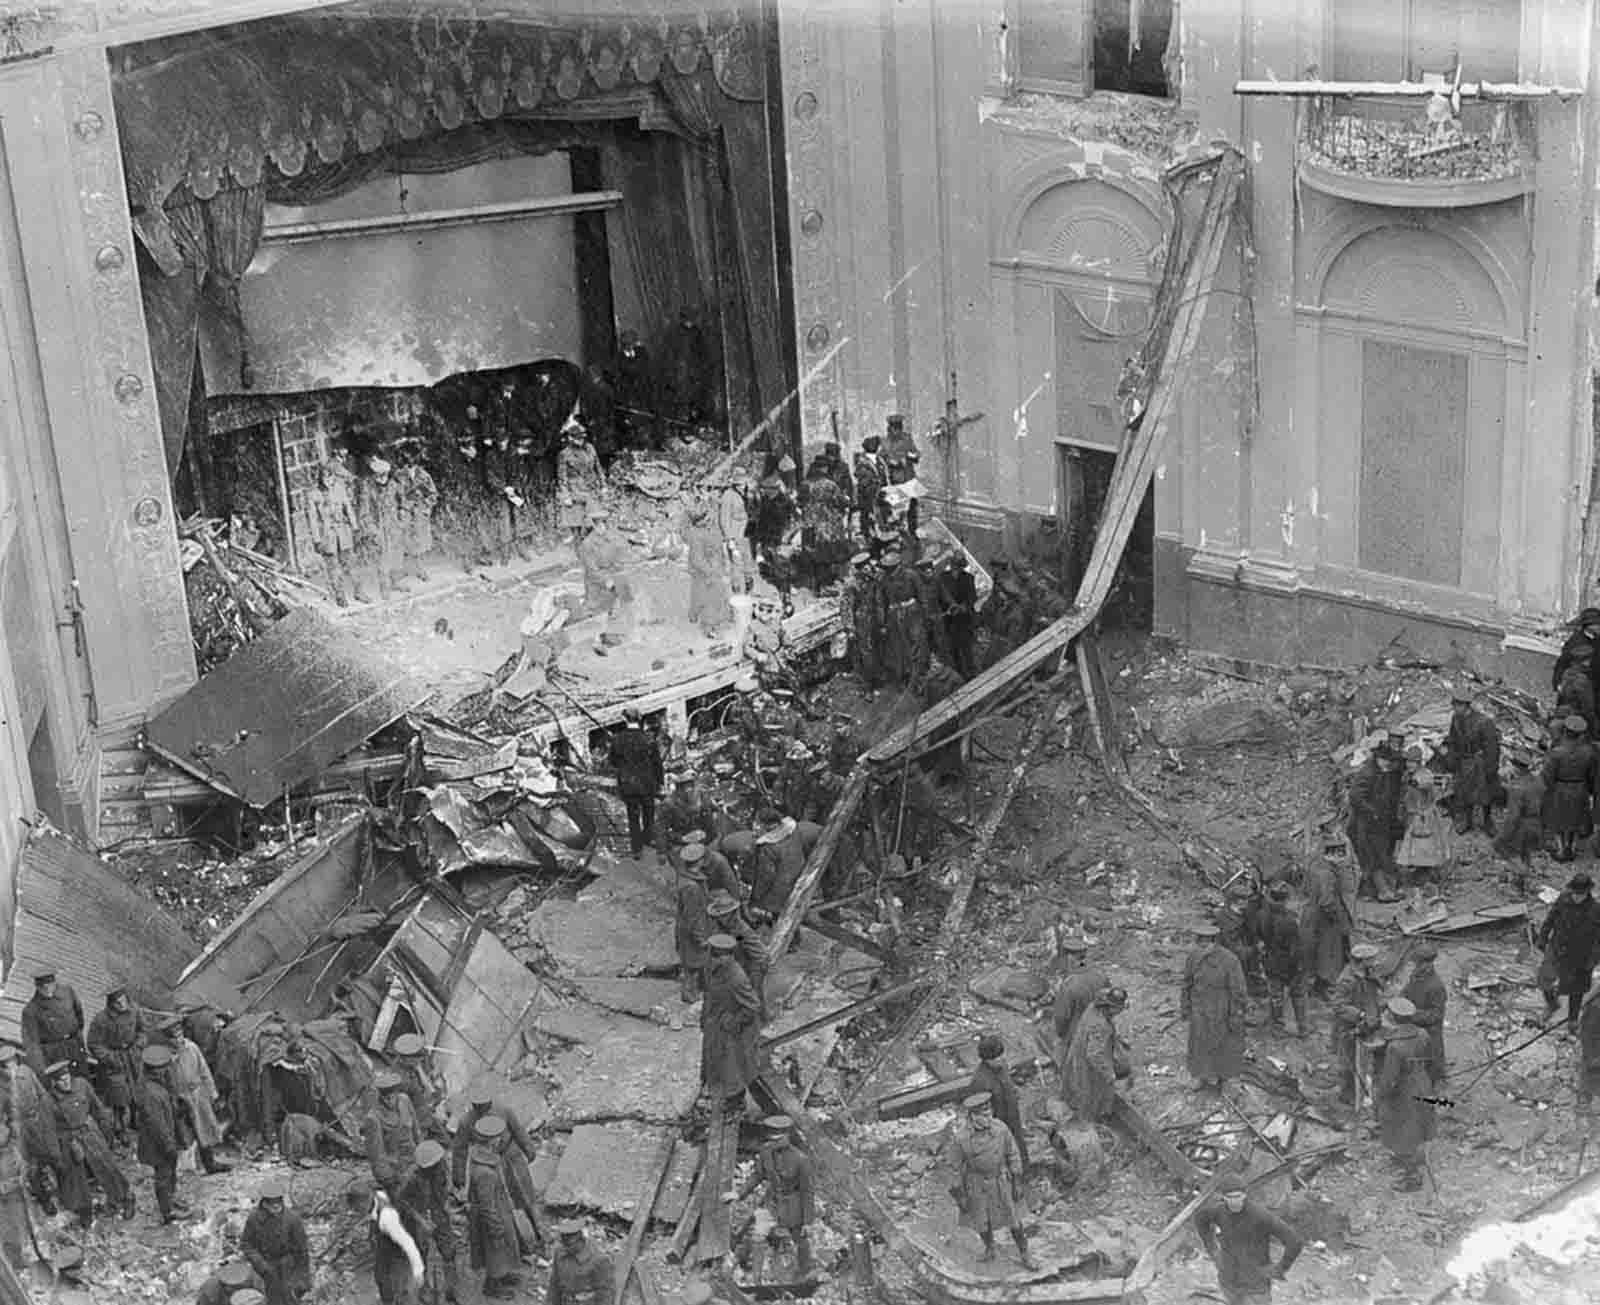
805, 639, 1599, 1305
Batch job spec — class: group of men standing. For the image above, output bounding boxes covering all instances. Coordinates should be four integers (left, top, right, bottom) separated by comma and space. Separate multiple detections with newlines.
306, 442, 439, 606
13, 972, 229, 1243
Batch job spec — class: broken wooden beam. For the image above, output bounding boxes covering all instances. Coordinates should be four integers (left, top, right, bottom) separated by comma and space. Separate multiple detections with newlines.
613, 1139, 678, 1305
1076, 634, 1125, 776
760, 975, 935, 1053
666, 1157, 707, 1264
1109, 1093, 1208, 1188
692, 1102, 742, 1264
766, 765, 871, 965
871, 1075, 977, 1122
801, 913, 895, 964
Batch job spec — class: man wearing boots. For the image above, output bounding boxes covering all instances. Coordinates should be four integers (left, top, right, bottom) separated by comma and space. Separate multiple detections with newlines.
609, 705, 664, 860
700, 936, 761, 1113
86, 987, 145, 1149
1061, 987, 1131, 1123
675, 846, 712, 1004
1348, 742, 1404, 902
942, 1092, 1037, 1270
48, 1059, 133, 1227
1440, 688, 1500, 835
1183, 923, 1247, 1094
21, 971, 86, 1079
134, 1044, 191, 1225
1259, 884, 1307, 1038
1402, 942, 1448, 1088
1375, 997, 1434, 1192
1536, 871, 1600, 1033
1193, 1172, 1302, 1305
1541, 717, 1597, 862
1331, 943, 1383, 1105
739, 1116, 815, 1282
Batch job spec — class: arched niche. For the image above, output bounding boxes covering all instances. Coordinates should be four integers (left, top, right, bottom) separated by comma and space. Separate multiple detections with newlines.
1014, 177, 1163, 280
1318, 225, 1510, 335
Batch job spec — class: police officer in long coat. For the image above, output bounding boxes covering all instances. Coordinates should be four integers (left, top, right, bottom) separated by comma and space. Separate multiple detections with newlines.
1348, 742, 1404, 901
21, 972, 86, 1078
740, 1116, 816, 1280
1401, 942, 1448, 1087
1375, 998, 1435, 1192
1299, 858, 1357, 997
701, 935, 761, 1108
1542, 717, 1599, 862
1331, 943, 1383, 1105
47, 1058, 132, 1227
87, 987, 145, 1148
708, 892, 770, 1021
941, 1092, 1036, 1269
467, 1115, 523, 1300
0, 1044, 60, 1212
676, 851, 712, 1004
1440, 688, 1501, 834
364, 1070, 420, 1189
609, 705, 664, 860
1536, 870, 1600, 1032
1182, 923, 1247, 1092
134, 1044, 190, 1225
451, 1086, 538, 1229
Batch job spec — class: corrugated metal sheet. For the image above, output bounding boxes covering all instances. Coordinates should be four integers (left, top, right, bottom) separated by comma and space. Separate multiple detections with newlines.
146, 608, 428, 808
0, 832, 226, 1042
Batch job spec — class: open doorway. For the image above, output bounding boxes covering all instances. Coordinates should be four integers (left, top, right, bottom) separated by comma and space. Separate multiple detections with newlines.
26, 715, 64, 832
1057, 442, 1153, 630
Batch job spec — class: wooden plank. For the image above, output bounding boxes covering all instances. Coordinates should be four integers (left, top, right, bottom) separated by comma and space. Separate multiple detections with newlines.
759, 975, 934, 1053
1108, 1093, 1208, 1187
1076, 635, 1124, 776
613, 1139, 678, 1305
692, 1102, 741, 1264
667, 1156, 707, 1263
800, 914, 895, 964
873, 1076, 976, 1122
765, 765, 871, 965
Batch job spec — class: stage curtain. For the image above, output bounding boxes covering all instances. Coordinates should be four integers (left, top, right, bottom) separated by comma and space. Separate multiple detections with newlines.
138, 204, 207, 475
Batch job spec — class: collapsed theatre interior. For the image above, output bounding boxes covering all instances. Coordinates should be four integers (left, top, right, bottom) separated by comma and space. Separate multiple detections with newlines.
116, 0, 792, 574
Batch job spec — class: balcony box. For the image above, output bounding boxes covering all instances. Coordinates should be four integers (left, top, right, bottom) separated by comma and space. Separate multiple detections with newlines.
1298, 95, 1535, 207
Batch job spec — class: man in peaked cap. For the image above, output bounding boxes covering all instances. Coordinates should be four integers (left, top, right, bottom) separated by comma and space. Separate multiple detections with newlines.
87, 985, 146, 1150
942, 1091, 1035, 1269
389, 1032, 444, 1139
1050, 934, 1108, 1060
1441, 686, 1501, 835
465, 1115, 521, 1299
364, 1068, 419, 1189
676, 838, 713, 1004
1402, 942, 1448, 1086
701, 935, 762, 1107
1376, 996, 1435, 1191
399, 1138, 458, 1303
21, 970, 85, 1079
1331, 943, 1384, 1105
450, 1084, 538, 1227
240, 1179, 311, 1304
1259, 882, 1307, 1038
739, 1116, 816, 1281
1542, 717, 1598, 862
1183, 922, 1247, 1094
1193, 1171, 1303, 1304
1536, 870, 1600, 1032
548, 1217, 614, 1305
1347, 738, 1405, 902
707, 890, 769, 1021
609, 704, 664, 860
134, 1042, 191, 1224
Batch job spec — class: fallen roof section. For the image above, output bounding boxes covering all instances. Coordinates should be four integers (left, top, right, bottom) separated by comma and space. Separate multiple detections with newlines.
0, 831, 234, 1040
146, 607, 428, 807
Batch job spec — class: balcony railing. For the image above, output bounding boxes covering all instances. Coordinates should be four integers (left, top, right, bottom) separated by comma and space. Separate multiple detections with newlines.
1300, 95, 1534, 198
